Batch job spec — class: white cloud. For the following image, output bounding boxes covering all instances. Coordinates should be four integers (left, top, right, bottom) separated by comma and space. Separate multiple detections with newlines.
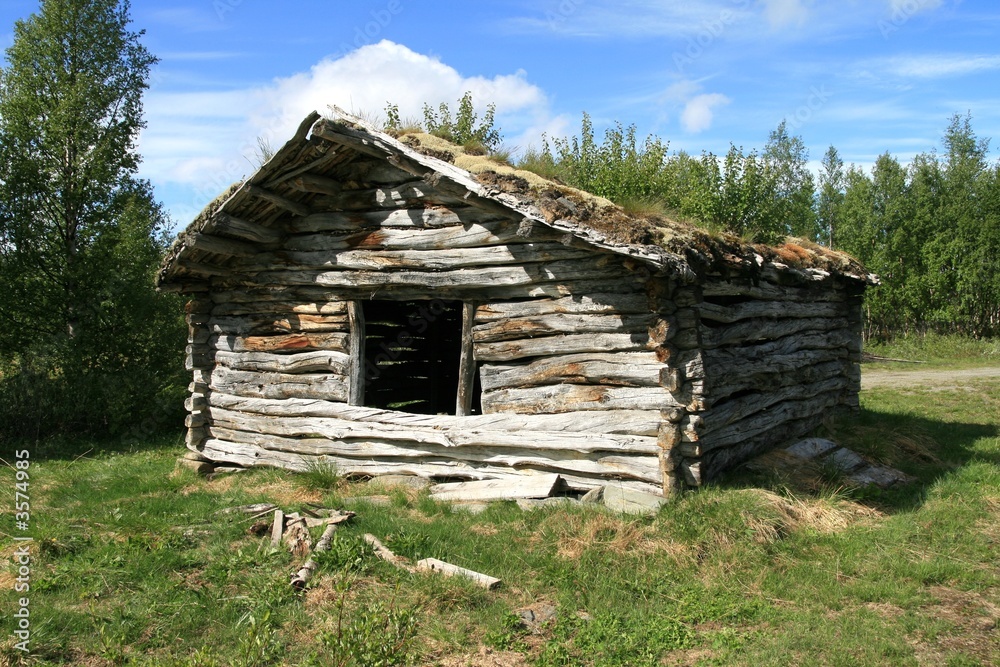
883, 54, 1000, 78
139, 40, 556, 221
681, 93, 731, 133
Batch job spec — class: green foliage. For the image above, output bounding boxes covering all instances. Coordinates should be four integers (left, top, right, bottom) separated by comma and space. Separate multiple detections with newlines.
298, 458, 341, 490
313, 592, 418, 667
421, 91, 502, 152
0, 0, 186, 441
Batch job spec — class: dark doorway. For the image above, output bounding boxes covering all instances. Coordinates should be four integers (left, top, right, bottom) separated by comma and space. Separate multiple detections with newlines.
361, 299, 480, 415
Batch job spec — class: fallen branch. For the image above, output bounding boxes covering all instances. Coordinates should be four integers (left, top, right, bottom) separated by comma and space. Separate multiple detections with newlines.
861, 353, 926, 364
291, 522, 339, 590
416, 558, 502, 590
363, 533, 415, 573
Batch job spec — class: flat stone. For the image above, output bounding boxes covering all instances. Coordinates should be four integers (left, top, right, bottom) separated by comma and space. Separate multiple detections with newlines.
848, 464, 914, 489
602, 485, 666, 515
176, 458, 213, 475
182, 450, 212, 462
369, 474, 432, 490
515, 497, 579, 511
518, 603, 558, 631
785, 437, 839, 460
827, 448, 866, 472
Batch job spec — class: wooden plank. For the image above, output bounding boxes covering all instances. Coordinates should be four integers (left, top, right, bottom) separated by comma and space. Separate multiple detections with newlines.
237, 243, 591, 273
213, 350, 349, 374
245, 184, 312, 217
429, 475, 563, 501
208, 212, 283, 244
480, 352, 662, 391
210, 367, 348, 401
245, 257, 630, 291
701, 316, 849, 349
206, 392, 661, 435
284, 218, 549, 250
475, 332, 649, 362
481, 384, 681, 414
211, 332, 349, 354
188, 233, 257, 258
456, 302, 476, 417
200, 437, 663, 493
206, 406, 661, 454
698, 299, 846, 323
286, 206, 500, 233
474, 293, 649, 321
348, 300, 365, 406
473, 312, 652, 344
415, 559, 501, 590
270, 509, 284, 548
207, 314, 348, 335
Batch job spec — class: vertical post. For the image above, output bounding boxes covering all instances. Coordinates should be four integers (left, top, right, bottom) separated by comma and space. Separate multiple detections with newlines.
348, 300, 365, 406
455, 301, 476, 416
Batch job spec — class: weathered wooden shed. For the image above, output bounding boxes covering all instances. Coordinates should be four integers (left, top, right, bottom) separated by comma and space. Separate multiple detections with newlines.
157, 110, 876, 494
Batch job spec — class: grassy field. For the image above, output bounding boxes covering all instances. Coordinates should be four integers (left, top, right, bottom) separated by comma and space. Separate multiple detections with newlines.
1, 359, 998, 666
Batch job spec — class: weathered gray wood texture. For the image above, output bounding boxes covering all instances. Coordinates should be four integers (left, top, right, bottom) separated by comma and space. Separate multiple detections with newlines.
165, 110, 870, 495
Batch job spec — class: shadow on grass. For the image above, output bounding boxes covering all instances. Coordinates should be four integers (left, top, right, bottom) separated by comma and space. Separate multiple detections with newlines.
10, 428, 186, 463
718, 402, 999, 514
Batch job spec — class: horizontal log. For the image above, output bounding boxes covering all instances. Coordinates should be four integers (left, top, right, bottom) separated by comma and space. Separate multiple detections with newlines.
244, 257, 631, 291
704, 357, 848, 404
701, 316, 849, 349
207, 314, 349, 335
210, 367, 348, 401
475, 332, 650, 362
287, 173, 342, 196
207, 406, 660, 455
211, 300, 348, 317
701, 279, 847, 302
480, 352, 663, 391
473, 312, 653, 344
213, 350, 350, 374
481, 384, 682, 414
236, 243, 592, 273
207, 212, 283, 244
200, 437, 662, 493
245, 184, 312, 217
698, 299, 847, 323
286, 206, 499, 233
205, 426, 661, 483
311, 184, 467, 212
212, 332, 349, 354
475, 293, 650, 321
702, 329, 853, 367
188, 233, 257, 258
686, 375, 849, 439
684, 390, 845, 454
283, 218, 555, 251
207, 392, 661, 436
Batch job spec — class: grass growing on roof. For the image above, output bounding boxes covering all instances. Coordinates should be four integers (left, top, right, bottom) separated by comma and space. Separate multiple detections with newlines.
2, 368, 998, 665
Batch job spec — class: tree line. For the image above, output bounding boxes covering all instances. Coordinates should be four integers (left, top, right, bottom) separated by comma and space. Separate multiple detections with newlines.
517, 112, 1000, 340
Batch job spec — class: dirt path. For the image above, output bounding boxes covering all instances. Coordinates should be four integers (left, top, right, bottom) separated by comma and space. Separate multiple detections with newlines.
861, 365, 1000, 390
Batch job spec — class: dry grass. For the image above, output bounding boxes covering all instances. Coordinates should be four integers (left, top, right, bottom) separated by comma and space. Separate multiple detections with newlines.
736, 489, 883, 543
532, 509, 689, 561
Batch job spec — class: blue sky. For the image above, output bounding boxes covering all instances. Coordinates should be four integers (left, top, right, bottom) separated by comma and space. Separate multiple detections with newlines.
2, 0, 999, 229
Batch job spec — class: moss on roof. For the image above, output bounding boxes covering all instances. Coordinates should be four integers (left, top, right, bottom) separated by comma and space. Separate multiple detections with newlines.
397, 132, 869, 280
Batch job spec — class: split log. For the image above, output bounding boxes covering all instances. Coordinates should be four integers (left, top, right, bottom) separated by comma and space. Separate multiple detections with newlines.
290, 521, 338, 590
270, 509, 284, 548
347, 300, 365, 406
246, 256, 630, 291
207, 314, 349, 335
698, 299, 846, 323
700, 316, 849, 349
456, 302, 476, 417
207, 212, 284, 244
211, 300, 348, 317
237, 243, 591, 273
475, 293, 650, 321
213, 349, 350, 374
479, 352, 663, 391
286, 205, 499, 233
207, 392, 662, 436
205, 424, 662, 483
209, 367, 349, 402
363, 534, 415, 572
475, 332, 650, 362
472, 312, 652, 344
481, 384, 682, 414
415, 558, 501, 590
212, 332, 349, 354
703, 359, 849, 406
284, 217, 554, 250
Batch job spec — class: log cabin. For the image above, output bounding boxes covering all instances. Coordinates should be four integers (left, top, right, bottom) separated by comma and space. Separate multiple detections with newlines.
157, 109, 877, 495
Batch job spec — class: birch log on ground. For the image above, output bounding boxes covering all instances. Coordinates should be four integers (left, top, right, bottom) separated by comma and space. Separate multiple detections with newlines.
290, 521, 338, 590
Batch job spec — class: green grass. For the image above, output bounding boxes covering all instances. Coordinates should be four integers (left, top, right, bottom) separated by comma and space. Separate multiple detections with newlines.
2, 368, 999, 666
866, 332, 1000, 366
